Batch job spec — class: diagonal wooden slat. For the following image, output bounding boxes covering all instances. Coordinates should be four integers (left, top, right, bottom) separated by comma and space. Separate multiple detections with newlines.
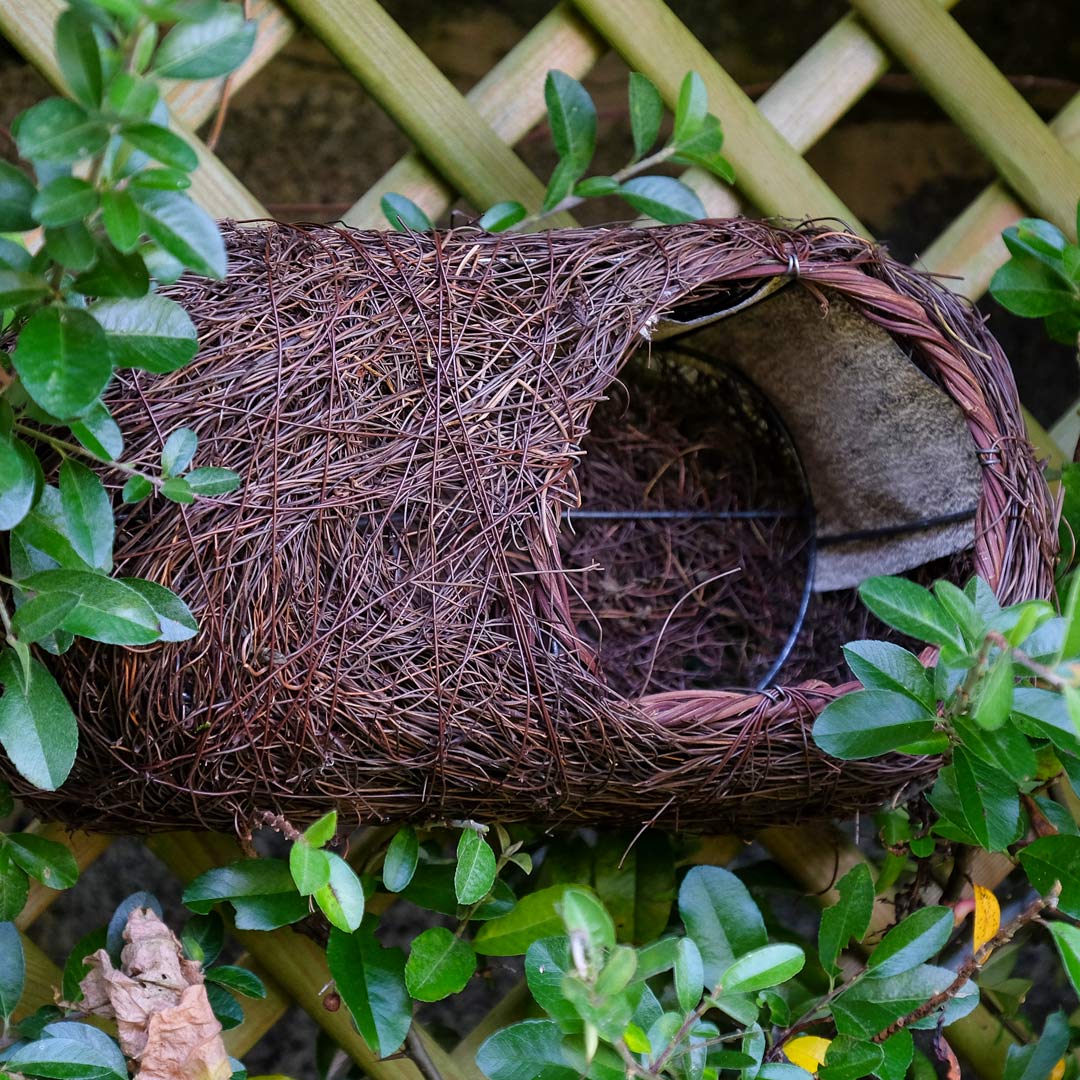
570, 0, 864, 232
346, 2, 603, 228
849, 0, 1080, 240
286, 0, 576, 227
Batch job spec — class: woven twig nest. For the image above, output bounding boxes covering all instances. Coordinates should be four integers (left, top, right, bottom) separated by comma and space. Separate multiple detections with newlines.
14, 219, 1055, 834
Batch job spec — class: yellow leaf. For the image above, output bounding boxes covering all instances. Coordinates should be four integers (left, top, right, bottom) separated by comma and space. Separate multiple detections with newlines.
624, 1023, 651, 1054
1050, 1060, 1066, 1080
973, 883, 1001, 954
785, 1035, 831, 1074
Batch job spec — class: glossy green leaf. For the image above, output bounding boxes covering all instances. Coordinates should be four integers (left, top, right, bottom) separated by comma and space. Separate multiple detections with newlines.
813, 689, 936, 760
405, 925, 476, 1002
674, 935, 704, 1012
866, 907, 952, 978
953, 746, 1020, 852
181, 911, 224, 966
122, 122, 198, 172
161, 426, 199, 478
72, 244, 149, 299
1020, 835, 1080, 918
842, 640, 933, 709
205, 964, 267, 999
327, 924, 412, 1058
12, 591, 77, 645
133, 189, 226, 278
230, 891, 308, 931
478, 201, 526, 233
544, 70, 596, 175
572, 175, 619, 197
818, 863, 874, 978
61, 925, 106, 1002
151, 5, 256, 79
618, 176, 705, 224
55, 9, 103, 107
524, 936, 580, 1033
304, 810, 337, 848
858, 576, 964, 650
819, 1035, 884, 1080
1002, 1011, 1070, 1080
69, 402, 122, 463
59, 459, 113, 571
290, 840, 331, 896
314, 851, 366, 934
991, 253, 1077, 317
474, 884, 573, 956
5, 1033, 126, 1079
185, 467, 239, 496
972, 652, 1014, 731
833, 964, 978, 1036
13, 98, 109, 162
1047, 922, 1080, 999
0, 850, 29, 921
719, 943, 804, 995
382, 826, 419, 893
0, 435, 40, 531
0, 269, 48, 309
628, 72, 663, 160
455, 829, 497, 905
476, 1019, 575, 1080
21, 568, 161, 645
6, 833, 79, 889
678, 865, 766, 988
92, 293, 199, 373
12, 306, 112, 419
161, 476, 194, 503
673, 71, 707, 142
121, 475, 153, 503
101, 190, 142, 254
183, 858, 302, 913
31, 177, 98, 228
106, 891, 163, 962
206, 980, 244, 1029
559, 886, 615, 953
0, 161, 37, 231
0, 652, 78, 790
44, 221, 97, 270
381, 193, 432, 233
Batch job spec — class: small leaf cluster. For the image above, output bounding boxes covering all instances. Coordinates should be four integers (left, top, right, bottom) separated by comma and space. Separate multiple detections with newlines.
381, 71, 735, 236
989, 206, 1080, 349
0, 0, 250, 794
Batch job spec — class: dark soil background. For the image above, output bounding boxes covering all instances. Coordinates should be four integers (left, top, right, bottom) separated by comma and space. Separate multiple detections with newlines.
2, 1, 1079, 1076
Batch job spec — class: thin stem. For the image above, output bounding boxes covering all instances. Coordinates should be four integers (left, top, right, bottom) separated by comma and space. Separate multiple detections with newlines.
649, 987, 718, 1075
13, 422, 157, 488
406, 1026, 444, 1080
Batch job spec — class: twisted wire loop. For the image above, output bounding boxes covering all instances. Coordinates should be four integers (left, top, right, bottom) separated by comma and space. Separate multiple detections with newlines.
11, 219, 1055, 835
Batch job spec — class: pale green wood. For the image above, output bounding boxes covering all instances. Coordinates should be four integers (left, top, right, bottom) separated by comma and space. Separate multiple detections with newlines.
14, 933, 61, 1021
850, 0, 1080, 240
0, 0, 267, 219
286, 0, 574, 227
346, 2, 602, 228
570, 0, 864, 232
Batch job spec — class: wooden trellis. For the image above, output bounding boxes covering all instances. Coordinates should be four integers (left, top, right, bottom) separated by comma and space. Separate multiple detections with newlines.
2, 0, 1079, 1074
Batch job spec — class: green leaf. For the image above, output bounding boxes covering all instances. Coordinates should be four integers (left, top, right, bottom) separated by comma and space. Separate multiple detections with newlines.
70, 402, 122, 462
327, 923, 412, 1058
1047, 922, 1080, 999
12, 306, 112, 419
185, 467, 239, 496
866, 907, 952, 978
290, 840, 331, 896
628, 72, 663, 160
72, 244, 150, 300
933, 579, 983, 645
304, 810, 337, 848
559, 886, 615, 954
476, 1019, 575, 1080
0, 269, 49, 309
673, 71, 707, 142
525, 937, 580, 1033
1003, 1011, 1070, 1080
678, 865, 766, 988
151, 4, 256, 78
819, 1035, 884, 1080
205, 964, 266, 999
833, 964, 978, 1036
544, 70, 596, 175
953, 746, 1020, 852
55, 9, 103, 107
106, 70, 160, 120
673, 935, 704, 1012
0, 653, 78, 791
381, 193, 433, 233
404, 925, 476, 1002
121, 122, 199, 172
30, 177, 98, 228
5, 1034, 126, 1080
813, 689, 936, 760
62, 925, 106, 1002
161, 426, 199, 478
1013, 687, 1080, 756
20, 568, 161, 645
184, 858, 301, 912
474, 884, 574, 956
858, 576, 964, 650
206, 980, 244, 1029
132, 189, 226, 278
818, 863, 874, 978
0, 435, 40, 531
181, 911, 224, 966
541, 157, 579, 214
953, 718, 1035, 785
6, 833, 79, 889
991, 253, 1077, 317
130, 168, 192, 192
13, 98, 108, 162
59, 459, 114, 571
0, 161, 37, 231
101, 190, 142, 254
230, 892, 309, 932
121, 475, 153, 503
107, 891, 163, 961
572, 176, 620, 198
0, 850, 29, 921
719, 943, 804, 995
0, 239, 33, 271
478, 201, 527, 233
593, 832, 674, 945
44, 221, 97, 271
842, 641, 934, 709
382, 826, 419, 893
1020, 835, 1080, 918
1013, 218, 1068, 258
314, 851, 366, 934
972, 653, 1014, 731
161, 476, 194, 503
455, 829, 497, 905
618, 176, 705, 224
